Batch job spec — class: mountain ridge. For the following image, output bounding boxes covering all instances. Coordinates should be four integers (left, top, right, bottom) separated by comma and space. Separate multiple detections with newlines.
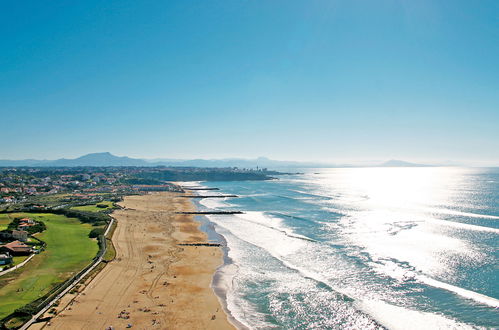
0, 152, 439, 168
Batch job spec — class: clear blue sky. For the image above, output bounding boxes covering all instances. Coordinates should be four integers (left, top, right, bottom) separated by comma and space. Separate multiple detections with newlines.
1, 1, 498, 165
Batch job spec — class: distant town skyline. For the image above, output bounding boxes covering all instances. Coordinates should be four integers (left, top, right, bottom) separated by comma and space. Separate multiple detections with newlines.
1, 1, 498, 166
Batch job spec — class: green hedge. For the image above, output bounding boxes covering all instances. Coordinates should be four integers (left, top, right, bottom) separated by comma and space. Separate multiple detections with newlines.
88, 228, 105, 238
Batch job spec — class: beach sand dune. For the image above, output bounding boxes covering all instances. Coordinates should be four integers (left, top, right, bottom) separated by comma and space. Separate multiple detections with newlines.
42, 192, 234, 330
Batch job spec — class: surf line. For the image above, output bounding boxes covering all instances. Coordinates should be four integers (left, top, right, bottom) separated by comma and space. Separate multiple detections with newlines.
418, 275, 499, 308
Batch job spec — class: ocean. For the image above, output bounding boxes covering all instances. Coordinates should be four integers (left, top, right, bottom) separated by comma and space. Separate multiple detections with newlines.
192, 167, 499, 329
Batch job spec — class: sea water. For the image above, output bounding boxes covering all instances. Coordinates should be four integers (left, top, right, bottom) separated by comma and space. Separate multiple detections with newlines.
193, 167, 499, 329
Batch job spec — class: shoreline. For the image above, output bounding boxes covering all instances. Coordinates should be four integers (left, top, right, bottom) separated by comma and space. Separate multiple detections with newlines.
191, 202, 249, 330
38, 192, 234, 329
181, 182, 248, 330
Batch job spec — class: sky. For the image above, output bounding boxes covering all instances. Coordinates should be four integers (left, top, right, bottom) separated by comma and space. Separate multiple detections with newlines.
1, 0, 498, 165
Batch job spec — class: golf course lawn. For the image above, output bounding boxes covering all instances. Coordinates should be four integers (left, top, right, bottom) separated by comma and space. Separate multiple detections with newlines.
0, 214, 11, 231
71, 200, 114, 212
0, 213, 99, 319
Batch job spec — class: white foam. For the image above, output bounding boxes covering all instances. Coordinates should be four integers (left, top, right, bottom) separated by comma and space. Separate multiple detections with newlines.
208, 209, 483, 330
180, 181, 204, 188
199, 197, 229, 209
359, 299, 474, 330
208, 211, 308, 257
215, 213, 477, 329
425, 208, 499, 220
417, 275, 499, 308
234, 211, 316, 242
210, 214, 347, 296
213, 226, 282, 329
201, 170, 499, 328
368, 259, 499, 308
212, 262, 255, 330
429, 218, 499, 234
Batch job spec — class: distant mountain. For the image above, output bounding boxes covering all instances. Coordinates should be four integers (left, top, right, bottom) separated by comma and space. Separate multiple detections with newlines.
49, 152, 149, 167
378, 159, 431, 167
0, 153, 322, 168
0, 152, 148, 167
0, 153, 438, 168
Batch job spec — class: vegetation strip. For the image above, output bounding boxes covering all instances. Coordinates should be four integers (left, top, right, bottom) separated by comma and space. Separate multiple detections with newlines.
18, 217, 115, 330
0, 202, 118, 329
0, 213, 100, 327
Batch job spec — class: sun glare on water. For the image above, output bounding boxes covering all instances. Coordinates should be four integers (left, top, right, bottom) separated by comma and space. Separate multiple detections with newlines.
310, 167, 489, 278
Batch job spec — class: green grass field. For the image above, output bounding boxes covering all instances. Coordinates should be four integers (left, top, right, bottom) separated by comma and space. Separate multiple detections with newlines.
11, 256, 29, 267
0, 213, 99, 319
70, 200, 114, 212
0, 214, 13, 231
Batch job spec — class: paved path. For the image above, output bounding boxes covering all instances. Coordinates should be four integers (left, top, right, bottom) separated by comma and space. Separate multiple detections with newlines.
0, 253, 35, 277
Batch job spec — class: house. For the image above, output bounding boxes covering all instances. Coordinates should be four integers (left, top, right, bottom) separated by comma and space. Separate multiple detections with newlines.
19, 218, 35, 225
0, 253, 13, 265
18, 218, 36, 231
18, 224, 33, 231
1, 240, 32, 255
12, 230, 28, 242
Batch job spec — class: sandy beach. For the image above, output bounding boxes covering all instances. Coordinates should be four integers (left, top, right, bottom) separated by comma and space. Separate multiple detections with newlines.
38, 192, 234, 330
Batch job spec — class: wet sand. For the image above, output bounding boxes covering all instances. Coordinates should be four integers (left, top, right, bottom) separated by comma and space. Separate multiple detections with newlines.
41, 192, 234, 330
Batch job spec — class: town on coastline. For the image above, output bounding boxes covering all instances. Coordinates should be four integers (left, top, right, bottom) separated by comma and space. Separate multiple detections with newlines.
0, 165, 279, 329
0, 166, 279, 206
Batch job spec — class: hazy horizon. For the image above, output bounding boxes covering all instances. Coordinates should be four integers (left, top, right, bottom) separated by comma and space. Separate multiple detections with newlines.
0, 151, 497, 167
1, 1, 498, 165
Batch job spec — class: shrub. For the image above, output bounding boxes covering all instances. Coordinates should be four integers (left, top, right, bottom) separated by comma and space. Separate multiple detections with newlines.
88, 228, 105, 239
